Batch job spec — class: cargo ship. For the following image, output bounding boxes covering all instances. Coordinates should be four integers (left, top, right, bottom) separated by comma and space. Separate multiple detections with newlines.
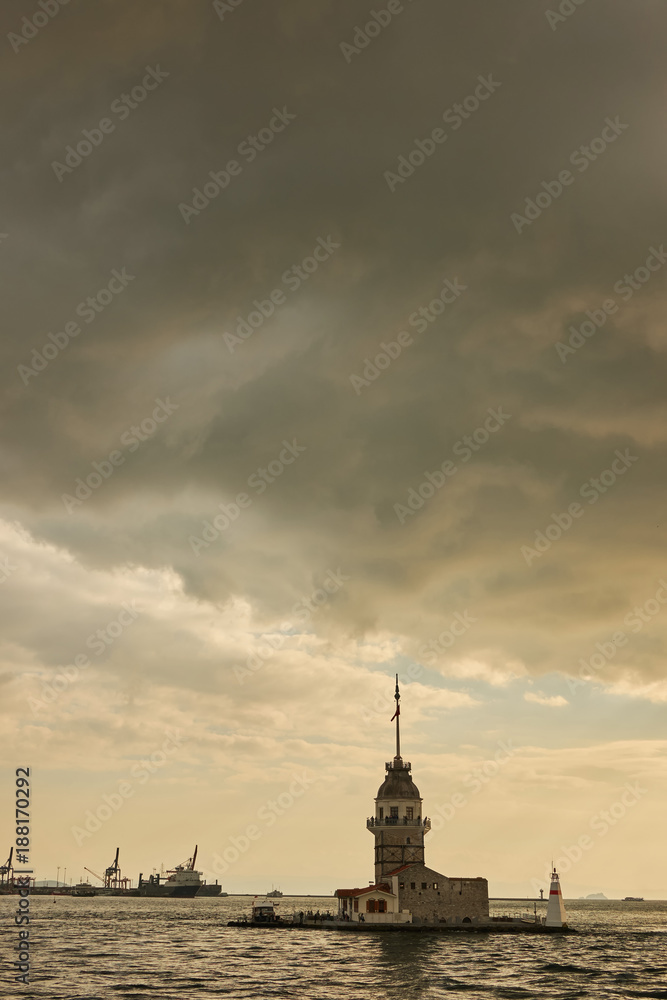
138, 846, 223, 897
72, 881, 96, 897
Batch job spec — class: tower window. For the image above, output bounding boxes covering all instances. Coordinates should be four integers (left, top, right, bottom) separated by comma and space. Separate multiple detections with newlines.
421, 882, 427, 889
406, 807, 413, 820
379, 808, 383, 820
390, 807, 399, 818
410, 882, 416, 890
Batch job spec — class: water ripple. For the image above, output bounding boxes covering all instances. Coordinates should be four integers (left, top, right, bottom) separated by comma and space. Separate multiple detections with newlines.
2, 897, 665, 999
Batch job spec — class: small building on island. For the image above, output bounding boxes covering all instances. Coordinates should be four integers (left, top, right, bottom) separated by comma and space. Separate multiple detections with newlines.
335, 677, 489, 925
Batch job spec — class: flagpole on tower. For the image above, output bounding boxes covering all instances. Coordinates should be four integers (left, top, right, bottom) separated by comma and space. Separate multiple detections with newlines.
391, 674, 401, 759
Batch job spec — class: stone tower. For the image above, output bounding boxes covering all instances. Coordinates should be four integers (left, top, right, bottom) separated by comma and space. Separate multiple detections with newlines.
367, 676, 431, 883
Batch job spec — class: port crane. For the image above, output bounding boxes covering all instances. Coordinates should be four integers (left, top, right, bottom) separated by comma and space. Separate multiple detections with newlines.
0, 847, 35, 891
164, 845, 198, 876
84, 848, 132, 892
83, 866, 105, 884
0, 847, 14, 887
105, 847, 121, 887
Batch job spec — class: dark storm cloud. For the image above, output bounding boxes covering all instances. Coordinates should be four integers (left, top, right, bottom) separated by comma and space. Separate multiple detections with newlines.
2, 0, 667, 688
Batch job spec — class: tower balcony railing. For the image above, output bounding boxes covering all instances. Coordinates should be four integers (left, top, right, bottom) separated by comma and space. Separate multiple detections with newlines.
367, 816, 431, 829
385, 760, 411, 770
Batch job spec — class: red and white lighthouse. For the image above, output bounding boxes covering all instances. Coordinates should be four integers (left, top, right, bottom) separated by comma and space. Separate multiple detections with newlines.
545, 866, 568, 927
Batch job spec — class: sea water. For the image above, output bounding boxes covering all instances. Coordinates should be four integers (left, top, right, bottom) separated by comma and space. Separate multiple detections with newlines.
2, 896, 666, 999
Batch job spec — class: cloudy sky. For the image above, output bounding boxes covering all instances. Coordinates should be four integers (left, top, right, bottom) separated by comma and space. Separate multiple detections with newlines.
1, 0, 666, 898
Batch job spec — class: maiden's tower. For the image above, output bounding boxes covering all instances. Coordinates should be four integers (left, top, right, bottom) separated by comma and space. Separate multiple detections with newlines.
335, 677, 489, 925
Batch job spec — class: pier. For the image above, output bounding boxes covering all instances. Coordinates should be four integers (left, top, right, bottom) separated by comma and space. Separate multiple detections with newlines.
227, 917, 576, 934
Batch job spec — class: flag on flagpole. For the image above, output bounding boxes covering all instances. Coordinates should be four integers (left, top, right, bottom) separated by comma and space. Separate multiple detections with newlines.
391, 672, 400, 720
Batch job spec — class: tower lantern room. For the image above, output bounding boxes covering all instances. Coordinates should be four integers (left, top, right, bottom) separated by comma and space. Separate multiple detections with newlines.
367, 675, 431, 883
